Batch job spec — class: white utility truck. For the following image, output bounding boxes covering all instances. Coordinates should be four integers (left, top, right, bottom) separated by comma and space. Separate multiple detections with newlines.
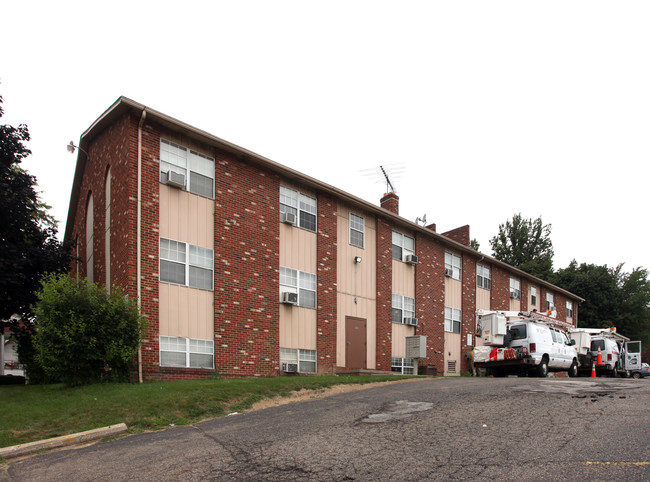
473, 310, 579, 377
569, 327, 642, 377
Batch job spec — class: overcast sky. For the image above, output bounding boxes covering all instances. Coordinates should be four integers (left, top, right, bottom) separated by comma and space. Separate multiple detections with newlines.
2, 1, 648, 273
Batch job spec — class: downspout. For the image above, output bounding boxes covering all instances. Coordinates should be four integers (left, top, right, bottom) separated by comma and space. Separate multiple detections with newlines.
137, 109, 147, 383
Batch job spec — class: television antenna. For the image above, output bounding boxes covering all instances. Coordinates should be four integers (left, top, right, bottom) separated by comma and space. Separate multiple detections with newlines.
359, 163, 406, 194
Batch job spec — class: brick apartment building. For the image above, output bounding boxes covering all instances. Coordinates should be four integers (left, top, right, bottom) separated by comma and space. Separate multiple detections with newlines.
64, 97, 582, 381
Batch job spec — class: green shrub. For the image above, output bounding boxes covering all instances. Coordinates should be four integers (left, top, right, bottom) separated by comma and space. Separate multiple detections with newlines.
32, 274, 146, 386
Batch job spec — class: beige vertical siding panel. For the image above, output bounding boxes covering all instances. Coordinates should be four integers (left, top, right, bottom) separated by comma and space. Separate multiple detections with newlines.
509, 298, 521, 312
444, 278, 462, 308
476, 288, 491, 310
444, 332, 461, 376
279, 308, 317, 350
336, 293, 377, 369
392, 260, 415, 297
391, 323, 416, 358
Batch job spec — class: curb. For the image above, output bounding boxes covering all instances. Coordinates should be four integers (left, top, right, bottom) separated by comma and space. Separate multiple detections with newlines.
0, 423, 128, 460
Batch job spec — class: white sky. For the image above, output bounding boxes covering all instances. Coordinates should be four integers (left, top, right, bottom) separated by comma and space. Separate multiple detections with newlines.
2, 1, 648, 272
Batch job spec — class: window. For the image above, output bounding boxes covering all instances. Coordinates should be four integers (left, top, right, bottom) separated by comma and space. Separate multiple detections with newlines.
349, 213, 365, 248
531, 286, 538, 307
566, 300, 574, 318
392, 294, 415, 324
160, 139, 215, 199
510, 324, 527, 340
280, 347, 317, 373
444, 252, 462, 280
160, 238, 214, 290
392, 231, 415, 261
477, 264, 491, 290
279, 186, 317, 232
280, 267, 316, 308
159, 336, 214, 368
85, 192, 94, 284
391, 357, 415, 375
444, 307, 461, 333
546, 292, 555, 311
509, 278, 521, 300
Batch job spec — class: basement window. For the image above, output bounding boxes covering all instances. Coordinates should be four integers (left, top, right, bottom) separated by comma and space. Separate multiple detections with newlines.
391, 357, 415, 375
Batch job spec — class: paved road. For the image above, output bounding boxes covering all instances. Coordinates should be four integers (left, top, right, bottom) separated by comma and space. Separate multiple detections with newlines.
2, 377, 649, 481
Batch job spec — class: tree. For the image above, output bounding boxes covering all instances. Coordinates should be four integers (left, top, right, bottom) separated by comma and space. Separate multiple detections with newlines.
554, 261, 650, 346
0, 92, 72, 323
489, 213, 554, 280
32, 273, 146, 385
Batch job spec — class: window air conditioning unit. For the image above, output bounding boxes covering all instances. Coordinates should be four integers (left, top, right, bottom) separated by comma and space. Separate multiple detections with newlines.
281, 362, 298, 373
404, 317, 418, 326
281, 291, 298, 305
510, 290, 520, 299
405, 254, 419, 265
444, 268, 453, 277
280, 212, 296, 225
166, 171, 185, 189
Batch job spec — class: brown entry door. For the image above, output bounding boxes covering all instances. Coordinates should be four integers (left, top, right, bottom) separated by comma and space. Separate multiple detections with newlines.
345, 316, 367, 369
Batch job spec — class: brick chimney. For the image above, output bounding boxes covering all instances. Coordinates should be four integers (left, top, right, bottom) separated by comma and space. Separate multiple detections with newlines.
380, 192, 399, 215
441, 225, 470, 246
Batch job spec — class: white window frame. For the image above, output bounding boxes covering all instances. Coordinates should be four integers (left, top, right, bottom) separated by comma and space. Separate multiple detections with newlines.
509, 278, 521, 300
280, 347, 317, 373
392, 294, 415, 324
444, 252, 462, 280
477, 264, 491, 290
159, 336, 214, 369
279, 186, 317, 232
160, 238, 214, 291
392, 231, 415, 262
349, 213, 365, 248
391, 357, 415, 375
160, 139, 215, 199
566, 300, 574, 318
279, 267, 317, 309
444, 307, 462, 334
546, 292, 555, 311
530, 286, 538, 307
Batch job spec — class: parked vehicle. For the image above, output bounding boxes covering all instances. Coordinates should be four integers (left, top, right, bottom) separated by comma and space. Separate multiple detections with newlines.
473, 311, 579, 377
569, 327, 642, 377
630, 362, 650, 379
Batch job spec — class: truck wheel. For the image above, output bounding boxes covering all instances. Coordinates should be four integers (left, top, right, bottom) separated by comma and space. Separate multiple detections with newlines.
568, 360, 579, 378
536, 358, 549, 378
632, 372, 641, 379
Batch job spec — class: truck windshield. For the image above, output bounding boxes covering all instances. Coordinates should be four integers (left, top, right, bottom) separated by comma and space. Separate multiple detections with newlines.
509, 325, 526, 340
591, 339, 606, 352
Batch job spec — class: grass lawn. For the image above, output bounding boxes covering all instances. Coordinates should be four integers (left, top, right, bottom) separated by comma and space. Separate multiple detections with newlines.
0, 375, 415, 449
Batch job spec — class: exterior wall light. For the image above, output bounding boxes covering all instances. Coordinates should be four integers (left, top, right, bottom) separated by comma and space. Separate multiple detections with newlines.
354, 256, 362, 264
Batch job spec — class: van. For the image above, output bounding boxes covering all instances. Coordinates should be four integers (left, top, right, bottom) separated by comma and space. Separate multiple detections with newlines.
589, 337, 619, 371
508, 321, 579, 377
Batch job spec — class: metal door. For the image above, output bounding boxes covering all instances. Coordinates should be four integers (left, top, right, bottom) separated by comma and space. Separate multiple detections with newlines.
624, 341, 642, 370
345, 316, 367, 369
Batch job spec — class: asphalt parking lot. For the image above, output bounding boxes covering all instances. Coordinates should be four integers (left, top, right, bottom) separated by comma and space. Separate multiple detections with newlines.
2, 376, 649, 481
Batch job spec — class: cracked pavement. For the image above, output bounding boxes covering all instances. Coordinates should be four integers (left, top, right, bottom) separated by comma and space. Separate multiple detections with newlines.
1, 377, 648, 481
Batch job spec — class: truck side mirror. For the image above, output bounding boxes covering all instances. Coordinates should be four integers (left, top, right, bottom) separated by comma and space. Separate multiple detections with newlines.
569, 339, 576, 346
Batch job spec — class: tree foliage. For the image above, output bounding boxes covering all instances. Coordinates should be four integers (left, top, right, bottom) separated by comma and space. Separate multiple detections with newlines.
553, 261, 650, 345
32, 273, 146, 385
489, 213, 554, 280
0, 92, 71, 322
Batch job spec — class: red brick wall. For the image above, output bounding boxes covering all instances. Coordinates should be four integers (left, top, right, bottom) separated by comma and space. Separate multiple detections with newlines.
490, 265, 511, 310
461, 254, 477, 372
441, 225, 470, 247
211, 152, 281, 378
375, 217, 393, 371
414, 234, 445, 375
316, 192, 338, 374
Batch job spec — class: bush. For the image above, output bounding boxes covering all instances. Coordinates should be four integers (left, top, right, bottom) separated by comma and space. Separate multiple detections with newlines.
32, 273, 146, 386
